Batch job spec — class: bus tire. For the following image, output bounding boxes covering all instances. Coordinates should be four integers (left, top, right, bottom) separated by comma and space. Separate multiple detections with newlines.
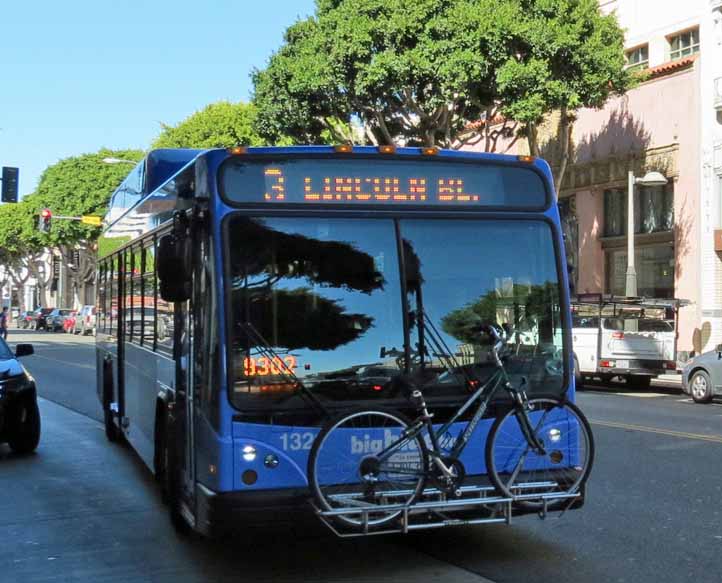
7, 395, 41, 454
164, 413, 192, 535
574, 356, 584, 391
102, 364, 120, 443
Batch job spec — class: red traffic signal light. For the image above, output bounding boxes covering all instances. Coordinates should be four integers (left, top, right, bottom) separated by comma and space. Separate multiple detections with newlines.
38, 209, 52, 233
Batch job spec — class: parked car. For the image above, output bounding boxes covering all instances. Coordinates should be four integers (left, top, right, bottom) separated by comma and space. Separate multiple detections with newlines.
47, 308, 73, 332
681, 344, 722, 403
33, 307, 55, 331
0, 338, 40, 454
74, 305, 96, 335
63, 310, 77, 333
15, 311, 33, 329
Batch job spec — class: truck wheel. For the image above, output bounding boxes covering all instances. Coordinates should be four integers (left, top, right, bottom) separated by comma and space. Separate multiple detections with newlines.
631, 375, 652, 389
690, 370, 713, 404
574, 356, 584, 391
7, 396, 41, 454
626, 375, 652, 389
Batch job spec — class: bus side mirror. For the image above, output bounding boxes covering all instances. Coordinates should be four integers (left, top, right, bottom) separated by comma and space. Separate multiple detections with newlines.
14, 343, 34, 358
157, 233, 191, 302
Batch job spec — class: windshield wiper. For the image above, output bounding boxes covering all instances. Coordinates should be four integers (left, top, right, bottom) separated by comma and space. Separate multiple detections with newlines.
412, 308, 480, 390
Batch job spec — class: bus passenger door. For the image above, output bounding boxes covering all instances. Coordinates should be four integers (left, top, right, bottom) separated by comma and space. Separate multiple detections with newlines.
174, 298, 195, 508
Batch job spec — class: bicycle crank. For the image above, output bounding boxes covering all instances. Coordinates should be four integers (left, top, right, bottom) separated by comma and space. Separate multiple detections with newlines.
432, 456, 466, 495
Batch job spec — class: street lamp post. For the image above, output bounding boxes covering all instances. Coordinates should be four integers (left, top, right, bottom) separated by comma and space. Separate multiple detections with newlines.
101, 157, 137, 165
625, 170, 669, 298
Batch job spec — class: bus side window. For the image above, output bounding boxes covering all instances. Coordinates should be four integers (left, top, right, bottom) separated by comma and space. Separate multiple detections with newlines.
143, 241, 157, 349
125, 251, 135, 341
110, 256, 118, 337
156, 235, 174, 355
98, 265, 106, 334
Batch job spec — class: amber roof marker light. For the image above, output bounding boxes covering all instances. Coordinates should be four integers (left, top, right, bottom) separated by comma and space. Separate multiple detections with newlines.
422, 147, 439, 156
334, 144, 353, 153
517, 155, 536, 163
378, 145, 396, 154
228, 146, 247, 155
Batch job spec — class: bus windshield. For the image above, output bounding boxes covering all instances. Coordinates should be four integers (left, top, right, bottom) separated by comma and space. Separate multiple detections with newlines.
226, 215, 565, 411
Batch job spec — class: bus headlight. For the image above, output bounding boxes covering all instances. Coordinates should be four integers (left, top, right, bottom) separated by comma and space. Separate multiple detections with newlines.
242, 445, 257, 462
548, 428, 562, 443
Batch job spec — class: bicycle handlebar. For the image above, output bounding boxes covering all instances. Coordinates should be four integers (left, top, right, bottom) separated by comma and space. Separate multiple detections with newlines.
478, 323, 508, 368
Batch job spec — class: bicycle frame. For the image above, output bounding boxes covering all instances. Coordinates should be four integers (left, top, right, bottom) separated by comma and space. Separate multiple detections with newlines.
376, 363, 517, 467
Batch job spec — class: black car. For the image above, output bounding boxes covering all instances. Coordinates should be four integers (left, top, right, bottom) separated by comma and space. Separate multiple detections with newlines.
33, 307, 55, 331
0, 339, 40, 454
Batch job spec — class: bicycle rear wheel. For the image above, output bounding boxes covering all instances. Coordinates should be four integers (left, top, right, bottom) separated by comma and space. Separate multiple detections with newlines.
308, 409, 428, 529
485, 397, 594, 510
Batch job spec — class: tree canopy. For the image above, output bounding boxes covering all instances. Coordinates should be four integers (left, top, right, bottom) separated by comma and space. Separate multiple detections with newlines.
152, 101, 266, 148
253, 0, 631, 189
0, 148, 142, 256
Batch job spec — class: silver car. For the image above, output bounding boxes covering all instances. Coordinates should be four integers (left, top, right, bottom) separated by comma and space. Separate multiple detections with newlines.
681, 345, 722, 403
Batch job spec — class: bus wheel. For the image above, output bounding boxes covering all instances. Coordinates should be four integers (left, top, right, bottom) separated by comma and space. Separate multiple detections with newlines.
574, 356, 584, 390
164, 415, 192, 536
8, 395, 41, 454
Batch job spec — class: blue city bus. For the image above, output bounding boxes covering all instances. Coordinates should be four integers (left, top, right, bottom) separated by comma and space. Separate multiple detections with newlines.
96, 145, 576, 536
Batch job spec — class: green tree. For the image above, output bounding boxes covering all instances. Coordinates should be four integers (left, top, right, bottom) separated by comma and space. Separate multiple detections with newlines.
26, 147, 143, 247
253, 0, 631, 191
0, 148, 142, 306
152, 101, 266, 148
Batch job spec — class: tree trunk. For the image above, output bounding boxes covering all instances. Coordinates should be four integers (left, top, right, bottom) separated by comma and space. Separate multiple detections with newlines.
527, 122, 540, 157
554, 106, 573, 196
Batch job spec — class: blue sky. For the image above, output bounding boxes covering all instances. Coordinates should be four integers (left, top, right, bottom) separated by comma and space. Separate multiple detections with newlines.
0, 0, 316, 198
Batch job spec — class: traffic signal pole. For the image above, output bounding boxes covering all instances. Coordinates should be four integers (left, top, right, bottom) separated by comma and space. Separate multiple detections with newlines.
37, 209, 103, 232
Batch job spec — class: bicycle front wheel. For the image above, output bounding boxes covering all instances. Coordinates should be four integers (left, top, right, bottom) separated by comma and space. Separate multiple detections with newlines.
308, 409, 428, 529
485, 397, 594, 511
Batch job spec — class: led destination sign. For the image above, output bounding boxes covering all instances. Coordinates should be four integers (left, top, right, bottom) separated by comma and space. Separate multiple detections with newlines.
221, 158, 546, 207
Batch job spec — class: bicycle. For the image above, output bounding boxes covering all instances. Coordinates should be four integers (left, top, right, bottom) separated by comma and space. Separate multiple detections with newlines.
307, 324, 594, 529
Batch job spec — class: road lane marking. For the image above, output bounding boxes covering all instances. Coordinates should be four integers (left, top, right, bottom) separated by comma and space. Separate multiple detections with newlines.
27, 353, 95, 371
590, 419, 722, 444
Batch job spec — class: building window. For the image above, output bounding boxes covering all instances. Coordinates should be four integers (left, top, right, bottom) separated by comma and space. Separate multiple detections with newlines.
669, 28, 699, 61
558, 196, 579, 290
636, 184, 674, 233
625, 45, 649, 71
606, 245, 675, 298
604, 189, 626, 237
604, 184, 674, 237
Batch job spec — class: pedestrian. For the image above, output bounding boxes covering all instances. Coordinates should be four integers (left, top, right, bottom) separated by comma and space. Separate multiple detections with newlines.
0, 307, 8, 340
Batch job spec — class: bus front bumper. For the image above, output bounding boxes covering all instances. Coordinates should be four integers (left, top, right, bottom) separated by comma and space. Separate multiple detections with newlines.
194, 482, 315, 537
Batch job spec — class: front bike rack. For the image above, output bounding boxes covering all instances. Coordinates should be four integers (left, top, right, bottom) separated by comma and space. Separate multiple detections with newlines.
310, 482, 581, 538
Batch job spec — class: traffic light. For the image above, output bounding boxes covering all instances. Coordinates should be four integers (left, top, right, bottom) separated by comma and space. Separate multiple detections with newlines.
38, 208, 52, 233
1, 167, 19, 203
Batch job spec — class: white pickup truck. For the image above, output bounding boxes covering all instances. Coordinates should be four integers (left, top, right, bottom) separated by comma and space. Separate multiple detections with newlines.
572, 296, 685, 389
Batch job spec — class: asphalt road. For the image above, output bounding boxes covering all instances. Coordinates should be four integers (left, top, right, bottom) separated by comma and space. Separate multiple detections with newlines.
3, 328, 722, 582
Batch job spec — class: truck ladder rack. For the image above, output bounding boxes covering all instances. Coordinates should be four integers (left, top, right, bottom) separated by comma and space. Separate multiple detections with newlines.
311, 482, 581, 538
